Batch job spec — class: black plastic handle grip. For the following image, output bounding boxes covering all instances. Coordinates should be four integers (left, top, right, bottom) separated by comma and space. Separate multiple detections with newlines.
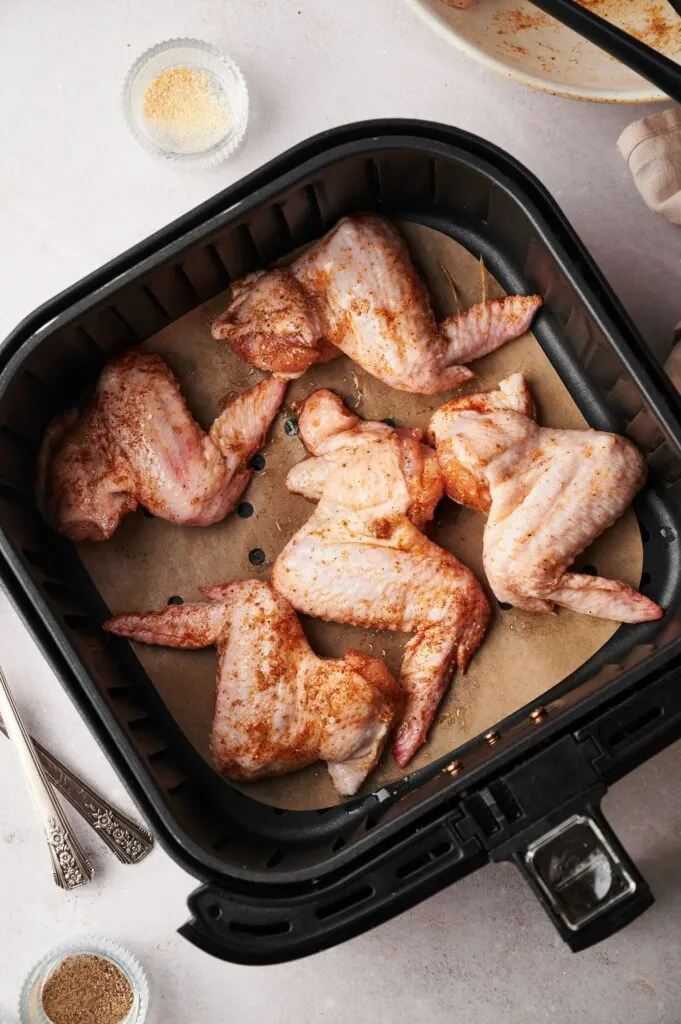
529, 0, 681, 104
179, 813, 487, 965
509, 805, 653, 952
179, 658, 681, 964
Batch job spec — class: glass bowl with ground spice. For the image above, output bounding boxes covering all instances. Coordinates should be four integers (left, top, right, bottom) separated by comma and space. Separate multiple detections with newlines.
123, 38, 248, 168
19, 937, 148, 1024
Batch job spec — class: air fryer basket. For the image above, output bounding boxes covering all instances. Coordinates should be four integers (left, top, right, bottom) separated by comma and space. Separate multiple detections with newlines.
2, 121, 681, 962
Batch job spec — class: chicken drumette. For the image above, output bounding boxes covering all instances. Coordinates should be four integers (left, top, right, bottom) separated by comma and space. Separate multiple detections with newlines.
37, 349, 286, 541
272, 389, 490, 767
104, 581, 402, 796
428, 373, 663, 623
212, 213, 541, 395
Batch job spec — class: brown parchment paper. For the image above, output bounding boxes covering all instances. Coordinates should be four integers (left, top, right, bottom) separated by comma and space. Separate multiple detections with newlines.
77, 223, 643, 810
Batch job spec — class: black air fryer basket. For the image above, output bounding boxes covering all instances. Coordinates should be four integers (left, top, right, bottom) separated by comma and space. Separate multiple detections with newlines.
2, 121, 681, 962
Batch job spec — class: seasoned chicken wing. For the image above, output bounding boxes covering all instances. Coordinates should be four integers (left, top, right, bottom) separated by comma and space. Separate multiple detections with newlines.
272, 390, 490, 767
104, 581, 402, 796
212, 214, 541, 394
37, 350, 286, 541
429, 373, 663, 622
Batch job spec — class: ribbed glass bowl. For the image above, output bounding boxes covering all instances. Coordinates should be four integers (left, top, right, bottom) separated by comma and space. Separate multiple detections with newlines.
19, 937, 148, 1024
122, 38, 249, 169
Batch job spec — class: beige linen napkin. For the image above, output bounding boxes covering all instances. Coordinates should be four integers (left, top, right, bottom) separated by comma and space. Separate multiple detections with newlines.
618, 108, 681, 226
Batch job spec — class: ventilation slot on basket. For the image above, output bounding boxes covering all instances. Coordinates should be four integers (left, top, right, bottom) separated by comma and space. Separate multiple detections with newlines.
304, 184, 324, 234
143, 269, 198, 321
148, 747, 175, 765
42, 580, 76, 599
127, 717, 169, 757
213, 833, 233, 853
128, 715, 154, 731
0, 484, 33, 506
23, 549, 55, 573
63, 613, 97, 631
76, 326, 107, 359
141, 285, 172, 324
182, 245, 231, 299
228, 918, 292, 937
265, 847, 285, 868
365, 159, 382, 204
107, 685, 135, 699
24, 370, 56, 397
316, 884, 375, 921
273, 204, 295, 247
0, 424, 39, 455
107, 306, 141, 342
395, 840, 453, 881
428, 159, 438, 203
238, 223, 262, 266
606, 706, 664, 750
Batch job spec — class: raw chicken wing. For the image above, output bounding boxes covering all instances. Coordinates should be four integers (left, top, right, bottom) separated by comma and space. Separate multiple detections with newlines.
37, 350, 286, 541
104, 581, 402, 796
212, 214, 541, 394
429, 373, 663, 622
273, 389, 490, 766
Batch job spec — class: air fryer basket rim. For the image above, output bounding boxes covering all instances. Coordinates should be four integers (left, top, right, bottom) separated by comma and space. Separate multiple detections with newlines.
2, 120, 681, 917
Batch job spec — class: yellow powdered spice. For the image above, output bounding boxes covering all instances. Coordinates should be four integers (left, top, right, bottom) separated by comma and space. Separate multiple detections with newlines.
142, 65, 229, 148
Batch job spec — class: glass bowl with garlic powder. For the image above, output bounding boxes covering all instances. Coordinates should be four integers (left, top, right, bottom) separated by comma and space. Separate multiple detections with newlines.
19, 937, 148, 1024
123, 38, 248, 168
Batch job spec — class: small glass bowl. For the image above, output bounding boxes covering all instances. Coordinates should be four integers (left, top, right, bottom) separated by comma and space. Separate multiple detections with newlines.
19, 937, 148, 1024
122, 38, 249, 169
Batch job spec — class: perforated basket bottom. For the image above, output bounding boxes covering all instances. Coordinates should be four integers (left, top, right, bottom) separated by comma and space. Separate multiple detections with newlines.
77, 223, 643, 810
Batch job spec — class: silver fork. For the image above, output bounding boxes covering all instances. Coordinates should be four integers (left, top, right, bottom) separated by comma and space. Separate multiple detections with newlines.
0, 664, 93, 889
0, 716, 153, 864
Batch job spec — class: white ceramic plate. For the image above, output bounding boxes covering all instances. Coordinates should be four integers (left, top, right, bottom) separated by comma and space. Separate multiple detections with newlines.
407, 0, 681, 102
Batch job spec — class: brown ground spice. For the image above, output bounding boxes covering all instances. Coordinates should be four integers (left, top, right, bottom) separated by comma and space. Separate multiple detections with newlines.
41, 954, 133, 1024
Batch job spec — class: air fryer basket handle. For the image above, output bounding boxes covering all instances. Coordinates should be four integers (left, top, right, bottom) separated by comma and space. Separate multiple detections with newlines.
179, 812, 488, 964
179, 798, 652, 962
505, 804, 653, 952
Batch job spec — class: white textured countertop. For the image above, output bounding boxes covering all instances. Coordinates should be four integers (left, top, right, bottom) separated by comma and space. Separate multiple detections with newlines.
2, 2, 681, 1021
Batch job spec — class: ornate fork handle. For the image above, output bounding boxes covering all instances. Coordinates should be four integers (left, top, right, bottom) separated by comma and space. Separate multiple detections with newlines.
0, 717, 153, 865
0, 666, 93, 889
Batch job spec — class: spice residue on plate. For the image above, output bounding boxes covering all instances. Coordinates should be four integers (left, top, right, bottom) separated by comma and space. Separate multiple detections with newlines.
142, 65, 231, 153
494, 0, 681, 54
41, 953, 134, 1024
